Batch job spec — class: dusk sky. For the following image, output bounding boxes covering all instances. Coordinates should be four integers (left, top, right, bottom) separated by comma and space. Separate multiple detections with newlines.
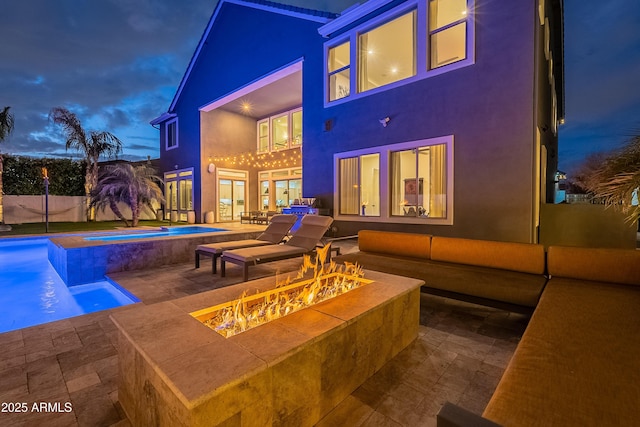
1, 0, 639, 174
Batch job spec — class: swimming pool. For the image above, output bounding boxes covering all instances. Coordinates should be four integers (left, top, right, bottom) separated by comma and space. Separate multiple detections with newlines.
0, 237, 138, 334
83, 226, 227, 242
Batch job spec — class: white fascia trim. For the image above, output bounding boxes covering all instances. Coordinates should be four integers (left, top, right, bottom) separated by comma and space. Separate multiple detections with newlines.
318, 0, 396, 37
170, 0, 327, 112
199, 59, 303, 112
150, 112, 177, 125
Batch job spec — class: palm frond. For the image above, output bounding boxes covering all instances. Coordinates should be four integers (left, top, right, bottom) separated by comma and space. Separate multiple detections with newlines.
0, 106, 15, 142
49, 107, 88, 152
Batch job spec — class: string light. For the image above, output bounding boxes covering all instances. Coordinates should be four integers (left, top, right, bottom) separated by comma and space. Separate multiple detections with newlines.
210, 148, 301, 169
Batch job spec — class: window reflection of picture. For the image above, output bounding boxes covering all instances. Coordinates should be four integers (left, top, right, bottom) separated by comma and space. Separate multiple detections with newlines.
338, 85, 349, 98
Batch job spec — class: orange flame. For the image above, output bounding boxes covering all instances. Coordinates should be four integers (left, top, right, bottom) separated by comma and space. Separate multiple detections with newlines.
196, 244, 368, 338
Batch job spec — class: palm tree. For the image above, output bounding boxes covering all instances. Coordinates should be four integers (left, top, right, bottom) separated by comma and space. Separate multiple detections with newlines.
0, 106, 15, 224
90, 163, 164, 227
588, 134, 640, 224
49, 106, 123, 221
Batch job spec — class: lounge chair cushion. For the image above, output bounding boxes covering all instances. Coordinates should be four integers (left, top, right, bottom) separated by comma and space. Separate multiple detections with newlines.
285, 215, 333, 251
196, 240, 272, 255
255, 214, 297, 244
221, 244, 308, 263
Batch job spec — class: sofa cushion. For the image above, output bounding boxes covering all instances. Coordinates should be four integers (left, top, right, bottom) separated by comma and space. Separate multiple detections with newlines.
483, 278, 640, 426
431, 237, 546, 275
421, 260, 546, 308
358, 230, 431, 260
334, 252, 546, 308
548, 245, 640, 286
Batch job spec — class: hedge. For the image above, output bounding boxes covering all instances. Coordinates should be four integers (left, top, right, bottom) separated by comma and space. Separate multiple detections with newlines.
2, 155, 86, 196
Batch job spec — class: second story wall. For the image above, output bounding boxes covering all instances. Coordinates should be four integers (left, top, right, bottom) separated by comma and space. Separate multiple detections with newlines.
302, 0, 546, 242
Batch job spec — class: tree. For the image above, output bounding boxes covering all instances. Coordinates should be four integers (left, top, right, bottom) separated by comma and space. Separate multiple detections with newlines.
0, 106, 15, 224
588, 134, 640, 223
49, 106, 123, 220
568, 152, 608, 194
90, 163, 164, 227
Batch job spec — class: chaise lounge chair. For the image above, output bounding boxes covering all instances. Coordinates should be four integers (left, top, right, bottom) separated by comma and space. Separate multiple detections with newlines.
220, 215, 334, 281
194, 214, 297, 273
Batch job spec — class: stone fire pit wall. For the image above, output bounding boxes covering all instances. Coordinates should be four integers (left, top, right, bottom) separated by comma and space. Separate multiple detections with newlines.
110, 270, 423, 427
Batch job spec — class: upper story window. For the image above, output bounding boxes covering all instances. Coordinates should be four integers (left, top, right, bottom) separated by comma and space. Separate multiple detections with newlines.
328, 41, 350, 101
325, 0, 474, 105
257, 107, 302, 153
359, 11, 416, 92
165, 119, 178, 150
429, 0, 469, 68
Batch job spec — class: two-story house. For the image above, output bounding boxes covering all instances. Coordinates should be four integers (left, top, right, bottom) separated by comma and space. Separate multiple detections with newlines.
151, 0, 564, 243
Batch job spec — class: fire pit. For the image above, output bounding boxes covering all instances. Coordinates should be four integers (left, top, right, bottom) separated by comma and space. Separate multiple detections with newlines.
193, 246, 371, 338
111, 261, 423, 426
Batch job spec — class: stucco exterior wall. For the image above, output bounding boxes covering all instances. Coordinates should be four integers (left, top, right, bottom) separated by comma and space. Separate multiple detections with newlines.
302, 0, 540, 243
158, 2, 327, 221
200, 109, 257, 220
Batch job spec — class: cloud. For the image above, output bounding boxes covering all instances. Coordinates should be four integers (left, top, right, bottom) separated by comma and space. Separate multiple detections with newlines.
0, 0, 213, 160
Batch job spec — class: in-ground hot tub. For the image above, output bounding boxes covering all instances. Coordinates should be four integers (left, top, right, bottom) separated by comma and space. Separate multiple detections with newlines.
48, 225, 266, 286
111, 269, 423, 426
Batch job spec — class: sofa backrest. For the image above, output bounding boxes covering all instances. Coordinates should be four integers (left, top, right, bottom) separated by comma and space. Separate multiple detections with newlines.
547, 245, 640, 286
431, 236, 546, 275
358, 230, 431, 260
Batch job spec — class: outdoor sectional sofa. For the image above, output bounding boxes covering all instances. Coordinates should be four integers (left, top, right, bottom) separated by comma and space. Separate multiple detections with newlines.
335, 231, 548, 314
335, 230, 640, 426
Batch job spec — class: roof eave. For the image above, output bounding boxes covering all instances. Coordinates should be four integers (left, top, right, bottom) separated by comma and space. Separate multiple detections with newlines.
168, 0, 334, 113
150, 112, 177, 126
318, 0, 395, 38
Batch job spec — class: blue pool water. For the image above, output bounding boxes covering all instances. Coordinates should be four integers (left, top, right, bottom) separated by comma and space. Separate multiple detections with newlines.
83, 226, 227, 242
0, 237, 138, 334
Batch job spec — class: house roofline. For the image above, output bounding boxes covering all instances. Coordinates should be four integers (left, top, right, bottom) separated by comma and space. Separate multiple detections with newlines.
167, 0, 335, 114
150, 112, 177, 126
318, 0, 395, 38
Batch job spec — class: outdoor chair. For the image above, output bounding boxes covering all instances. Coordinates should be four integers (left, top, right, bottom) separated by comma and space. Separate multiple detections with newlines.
220, 215, 334, 281
195, 214, 297, 273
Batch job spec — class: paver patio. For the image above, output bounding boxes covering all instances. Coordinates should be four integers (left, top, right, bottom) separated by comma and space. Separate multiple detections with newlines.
0, 238, 528, 426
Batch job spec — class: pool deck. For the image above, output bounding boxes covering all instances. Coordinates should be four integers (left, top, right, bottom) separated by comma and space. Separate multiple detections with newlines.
0, 236, 528, 427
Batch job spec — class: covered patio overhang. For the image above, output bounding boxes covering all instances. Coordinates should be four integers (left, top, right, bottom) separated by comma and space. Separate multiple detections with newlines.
199, 61, 304, 223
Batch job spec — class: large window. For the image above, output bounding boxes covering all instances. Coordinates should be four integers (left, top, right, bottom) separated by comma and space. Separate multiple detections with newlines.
165, 119, 178, 150
257, 107, 302, 153
359, 11, 416, 92
259, 168, 303, 211
390, 144, 447, 218
325, 0, 473, 104
339, 154, 380, 216
335, 136, 453, 224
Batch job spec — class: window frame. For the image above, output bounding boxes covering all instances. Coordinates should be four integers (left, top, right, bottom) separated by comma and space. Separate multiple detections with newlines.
165, 118, 178, 151
256, 107, 302, 153
337, 153, 381, 217
257, 119, 270, 154
324, 0, 474, 107
327, 41, 351, 102
333, 135, 454, 225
